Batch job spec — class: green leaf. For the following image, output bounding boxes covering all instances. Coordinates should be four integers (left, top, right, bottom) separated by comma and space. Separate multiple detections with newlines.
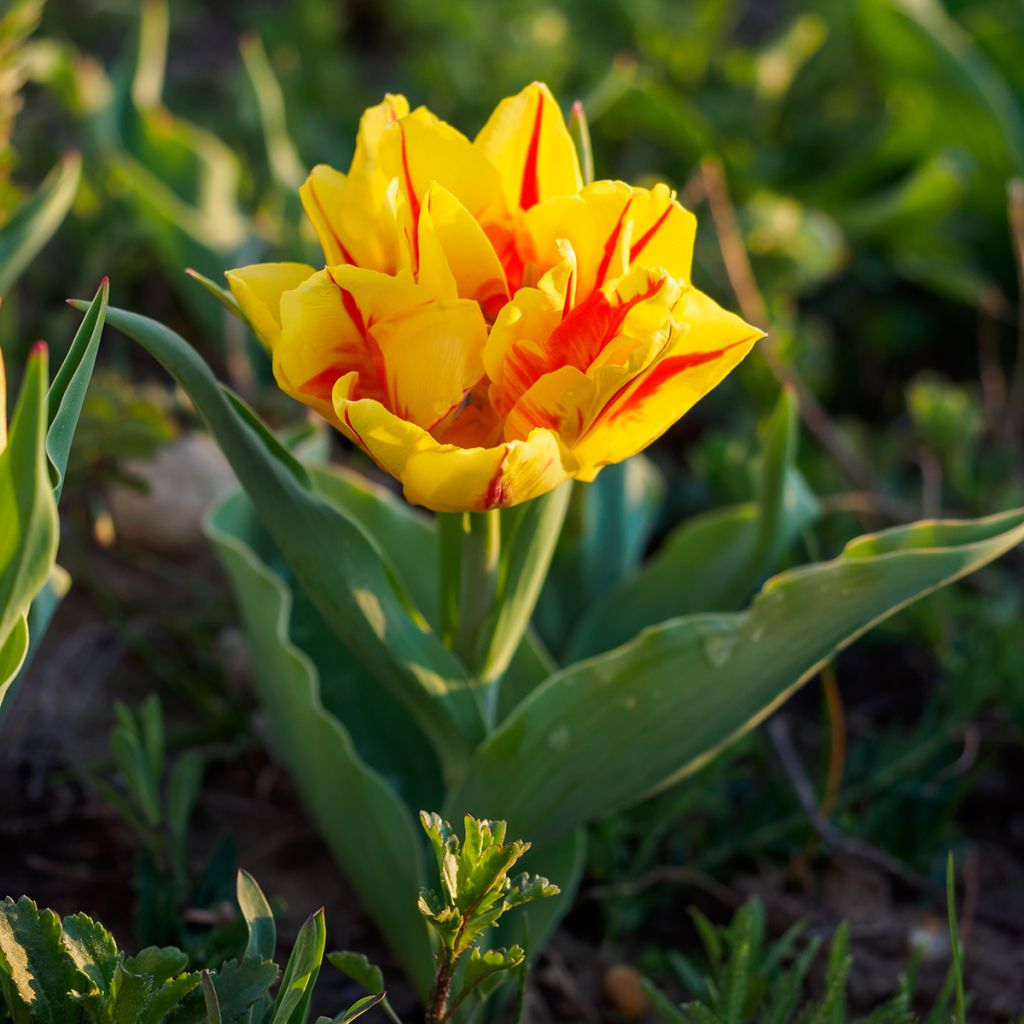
184, 268, 244, 320
538, 455, 664, 651
479, 483, 571, 686
318, 992, 386, 1024
461, 946, 524, 993
209, 958, 279, 1023
270, 910, 325, 1024
202, 971, 222, 1024
325, 953, 383, 996
205, 494, 433, 999
0, 897, 85, 1022
237, 871, 276, 965
0, 346, 58, 707
567, 388, 816, 660
447, 508, 1024, 847
87, 303, 484, 780
167, 752, 205, 872
310, 462, 551, 727
0, 152, 81, 295
61, 913, 118, 997
46, 278, 107, 501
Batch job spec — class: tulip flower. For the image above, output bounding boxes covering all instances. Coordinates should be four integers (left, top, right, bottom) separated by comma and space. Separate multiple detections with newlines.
227, 83, 762, 512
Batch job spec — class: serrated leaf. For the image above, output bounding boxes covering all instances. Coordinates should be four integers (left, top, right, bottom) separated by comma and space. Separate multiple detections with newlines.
124, 946, 189, 986
237, 871, 275, 965
447, 509, 1024, 847
462, 946, 524, 992
209, 958, 278, 1023
0, 896, 85, 1022
325, 952, 383, 996
61, 913, 117, 996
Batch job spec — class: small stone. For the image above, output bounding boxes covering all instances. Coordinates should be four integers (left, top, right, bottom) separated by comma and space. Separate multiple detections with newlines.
602, 963, 650, 1020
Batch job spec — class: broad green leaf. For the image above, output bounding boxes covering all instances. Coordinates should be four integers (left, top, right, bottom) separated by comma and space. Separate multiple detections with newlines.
325, 952, 383, 996
205, 496, 433, 997
537, 455, 664, 652
86, 304, 485, 779
447, 508, 1024, 847
270, 909, 325, 1024
237, 871, 275, 965
61, 912, 118, 997
0, 616, 29, 701
567, 388, 817, 660
215, 489, 443, 811
47, 279, 108, 501
0, 153, 81, 295
0, 897, 85, 1023
0, 346, 57, 702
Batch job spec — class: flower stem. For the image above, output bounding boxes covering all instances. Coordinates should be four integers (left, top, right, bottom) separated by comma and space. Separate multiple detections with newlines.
453, 510, 501, 673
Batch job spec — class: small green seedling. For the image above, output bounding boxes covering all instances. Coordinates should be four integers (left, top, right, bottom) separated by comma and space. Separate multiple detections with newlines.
417, 812, 558, 1024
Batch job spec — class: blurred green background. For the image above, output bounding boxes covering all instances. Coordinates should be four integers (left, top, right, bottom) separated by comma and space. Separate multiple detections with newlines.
3, 0, 1024, 1015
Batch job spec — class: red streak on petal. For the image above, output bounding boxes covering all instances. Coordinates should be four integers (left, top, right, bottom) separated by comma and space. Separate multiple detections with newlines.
629, 202, 674, 264
592, 198, 632, 289
299, 366, 343, 400
308, 178, 356, 265
547, 274, 664, 371
605, 338, 752, 423
483, 448, 510, 509
399, 123, 421, 265
561, 266, 575, 320
343, 407, 370, 452
519, 91, 545, 210
326, 268, 390, 407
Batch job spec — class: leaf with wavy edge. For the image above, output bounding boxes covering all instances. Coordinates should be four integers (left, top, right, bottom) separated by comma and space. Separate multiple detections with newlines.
447, 508, 1024, 847
77, 302, 487, 780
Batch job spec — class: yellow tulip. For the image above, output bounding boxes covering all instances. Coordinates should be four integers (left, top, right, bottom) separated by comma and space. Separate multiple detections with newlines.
227, 83, 763, 512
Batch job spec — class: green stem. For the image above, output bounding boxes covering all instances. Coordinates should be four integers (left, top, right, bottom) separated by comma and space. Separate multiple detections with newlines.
452, 510, 501, 674
438, 513, 465, 648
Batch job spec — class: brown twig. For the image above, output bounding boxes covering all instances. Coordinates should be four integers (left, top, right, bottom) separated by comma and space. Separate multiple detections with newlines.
766, 716, 936, 895
1006, 178, 1024, 445
700, 156, 888, 499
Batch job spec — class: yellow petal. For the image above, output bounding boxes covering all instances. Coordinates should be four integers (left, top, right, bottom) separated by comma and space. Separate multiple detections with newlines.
571, 287, 764, 479
225, 262, 316, 348
300, 163, 403, 273
377, 107, 505, 227
275, 265, 486, 431
523, 180, 697, 298
417, 183, 509, 316
334, 375, 575, 512
298, 94, 409, 271
474, 82, 582, 212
